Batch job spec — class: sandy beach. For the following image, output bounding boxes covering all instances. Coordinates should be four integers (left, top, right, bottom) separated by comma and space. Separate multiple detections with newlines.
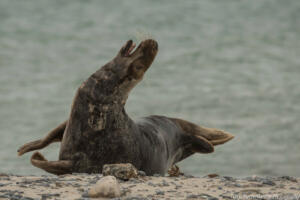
0, 173, 299, 200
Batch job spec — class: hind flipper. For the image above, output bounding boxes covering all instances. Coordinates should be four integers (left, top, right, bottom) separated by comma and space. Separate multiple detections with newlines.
171, 118, 234, 147
18, 120, 67, 156
189, 134, 214, 153
31, 152, 73, 175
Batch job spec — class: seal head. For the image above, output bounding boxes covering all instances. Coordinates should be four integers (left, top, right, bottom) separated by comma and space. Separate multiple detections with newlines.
88, 39, 158, 105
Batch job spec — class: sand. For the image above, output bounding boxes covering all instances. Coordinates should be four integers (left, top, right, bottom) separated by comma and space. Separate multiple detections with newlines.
0, 173, 299, 200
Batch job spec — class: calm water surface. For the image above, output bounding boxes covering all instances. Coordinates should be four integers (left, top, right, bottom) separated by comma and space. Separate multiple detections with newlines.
0, 0, 299, 176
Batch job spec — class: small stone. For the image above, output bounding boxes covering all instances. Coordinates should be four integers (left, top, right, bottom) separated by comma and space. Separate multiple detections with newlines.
223, 176, 236, 181
0, 173, 9, 177
240, 189, 261, 195
138, 170, 146, 176
88, 176, 121, 198
280, 176, 298, 182
220, 194, 233, 199
129, 178, 141, 184
124, 197, 148, 200
121, 187, 131, 196
20, 197, 35, 200
156, 190, 164, 195
153, 173, 161, 177
167, 190, 176, 193
262, 179, 276, 186
55, 182, 64, 187
184, 175, 194, 178
186, 194, 198, 199
82, 192, 89, 198
234, 183, 242, 187
161, 180, 169, 186
148, 182, 156, 187
102, 163, 138, 180
208, 197, 219, 200
175, 185, 181, 189
207, 174, 219, 178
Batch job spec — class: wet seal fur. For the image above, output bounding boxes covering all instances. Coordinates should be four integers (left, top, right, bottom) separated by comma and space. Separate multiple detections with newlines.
18, 39, 234, 175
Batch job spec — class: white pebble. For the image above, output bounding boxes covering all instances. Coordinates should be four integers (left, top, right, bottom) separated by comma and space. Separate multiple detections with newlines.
88, 176, 121, 198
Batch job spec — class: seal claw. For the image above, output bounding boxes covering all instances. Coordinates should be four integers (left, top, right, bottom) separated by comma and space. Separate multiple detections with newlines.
18, 140, 43, 156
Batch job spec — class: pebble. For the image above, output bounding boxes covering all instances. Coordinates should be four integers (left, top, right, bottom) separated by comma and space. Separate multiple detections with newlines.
153, 173, 161, 177
129, 178, 141, 183
20, 197, 35, 200
186, 194, 198, 199
222, 176, 236, 181
156, 190, 165, 195
81, 192, 89, 198
280, 176, 298, 182
187, 193, 217, 199
167, 190, 176, 193
233, 183, 242, 187
208, 197, 219, 200
206, 174, 219, 178
161, 179, 169, 186
147, 182, 156, 187
262, 179, 276, 186
102, 163, 138, 180
138, 171, 146, 176
124, 197, 149, 200
88, 176, 121, 198
220, 194, 233, 199
175, 185, 181, 189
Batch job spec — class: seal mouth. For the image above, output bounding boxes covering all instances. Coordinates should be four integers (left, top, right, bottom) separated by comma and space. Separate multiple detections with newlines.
122, 39, 158, 57
123, 40, 136, 57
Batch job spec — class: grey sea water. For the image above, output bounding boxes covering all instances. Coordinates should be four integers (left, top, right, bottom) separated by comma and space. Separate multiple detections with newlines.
0, 0, 299, 176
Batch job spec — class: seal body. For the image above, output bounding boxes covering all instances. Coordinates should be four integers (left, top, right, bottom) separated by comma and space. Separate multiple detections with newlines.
135, 116, 191, 175
18, 39, 234, 175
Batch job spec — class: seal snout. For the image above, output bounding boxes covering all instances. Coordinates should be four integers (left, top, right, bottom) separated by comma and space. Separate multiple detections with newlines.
120, 39, 158, 59
141, 39, 158, 55
139, 39, 158, 65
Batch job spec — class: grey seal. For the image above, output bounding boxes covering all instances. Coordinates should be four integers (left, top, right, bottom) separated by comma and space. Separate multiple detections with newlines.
18, 39, 234, 175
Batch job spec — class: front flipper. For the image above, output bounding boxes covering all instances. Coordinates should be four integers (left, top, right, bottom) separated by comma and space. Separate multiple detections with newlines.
18, 120, 67, 156
171, 118, 234, 151
31, 152, 73, 175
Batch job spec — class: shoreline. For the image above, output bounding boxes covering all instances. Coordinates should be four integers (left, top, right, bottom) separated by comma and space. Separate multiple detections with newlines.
0, 173, 299, 200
